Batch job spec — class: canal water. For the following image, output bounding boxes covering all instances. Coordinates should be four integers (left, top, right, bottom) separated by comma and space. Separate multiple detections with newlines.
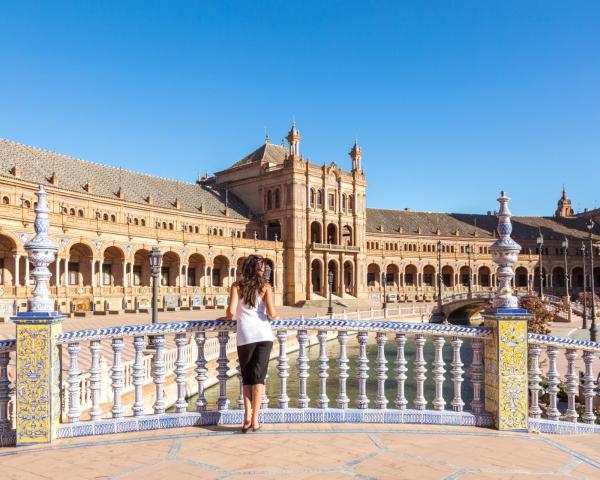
183, 332, 474, 411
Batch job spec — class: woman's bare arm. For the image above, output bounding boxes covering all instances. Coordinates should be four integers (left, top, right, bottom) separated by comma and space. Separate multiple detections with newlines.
226, 283, 239, 320
263, 284, 278, 320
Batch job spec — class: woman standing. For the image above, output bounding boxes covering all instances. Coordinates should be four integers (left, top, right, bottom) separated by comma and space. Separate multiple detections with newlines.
226, 255, 278, 432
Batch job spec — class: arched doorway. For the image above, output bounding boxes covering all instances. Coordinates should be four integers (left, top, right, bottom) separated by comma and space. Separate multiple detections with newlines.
343, 260, 354, 295
423, 265, 435, 287
572, 267, 584, 290
404, 265, 417, 287
212, 255, 229, 287
311, 259, 322, 295
327, 260, 338, 295
342, 225, 353, 246
533, 267, 547, 291
326, 224, 338, 244
0, 234, 17, 287
367, 263, 381, 288
515, 267, 528, 289
188, 253, 206, 287
553, 267, 566, 289
460, 266, 470, 288
310, 222, 322, 244
478, 266, 491, 288
442, 266, 454, 288
386, 264, 399, 288
132, 249, 151, 287
68, 243, 94, 287
102, 246, 125, 286
161, 251, 181, 287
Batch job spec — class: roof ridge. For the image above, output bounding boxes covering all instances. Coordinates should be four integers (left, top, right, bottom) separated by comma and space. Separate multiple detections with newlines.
0, 137, 198, 187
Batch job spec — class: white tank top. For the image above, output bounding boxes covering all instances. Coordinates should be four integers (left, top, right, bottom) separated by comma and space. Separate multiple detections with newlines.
235, 289, 274, 346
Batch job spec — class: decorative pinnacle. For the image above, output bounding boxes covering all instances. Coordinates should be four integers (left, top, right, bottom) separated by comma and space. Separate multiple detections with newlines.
490, 191, 522, 309
24, 184, 59, 312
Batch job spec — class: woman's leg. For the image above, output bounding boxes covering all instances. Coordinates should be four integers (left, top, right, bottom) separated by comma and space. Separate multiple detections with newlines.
243, 385, 253, 424
250, 383, 263, 428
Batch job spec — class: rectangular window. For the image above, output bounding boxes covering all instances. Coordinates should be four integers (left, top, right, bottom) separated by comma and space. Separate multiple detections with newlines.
328, 193, 335, 210
133, 265, 142, 286
161, 266, 170, 286
187, 267, 196, 286
68, 262, 79, 286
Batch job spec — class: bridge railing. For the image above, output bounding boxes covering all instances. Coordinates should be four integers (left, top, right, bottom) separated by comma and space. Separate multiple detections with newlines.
51, 319, 492, 440
0, 339, 16, 445
528, 334, 600, 430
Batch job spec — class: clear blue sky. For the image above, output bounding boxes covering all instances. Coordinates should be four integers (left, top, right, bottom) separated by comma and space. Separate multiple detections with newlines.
1, 1, 599, 216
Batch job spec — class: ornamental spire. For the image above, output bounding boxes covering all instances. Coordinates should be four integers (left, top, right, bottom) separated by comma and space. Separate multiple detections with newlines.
490, 191, 521, 309
24, 184, 59, 312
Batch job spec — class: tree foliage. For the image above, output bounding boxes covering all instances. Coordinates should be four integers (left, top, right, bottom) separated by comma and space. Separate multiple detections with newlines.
520, 295, 552, 334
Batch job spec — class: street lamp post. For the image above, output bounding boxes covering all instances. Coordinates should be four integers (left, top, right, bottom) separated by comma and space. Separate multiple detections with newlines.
587, 219, 597, 342
381, 271, 387, 312
537, 232, 544, 299
581, 242, 588, 330
466, 244, 473, 298
327, 269, 334, 318
437, 240, 443, 306
150, 246, 162, 325
562, 236, 572, 322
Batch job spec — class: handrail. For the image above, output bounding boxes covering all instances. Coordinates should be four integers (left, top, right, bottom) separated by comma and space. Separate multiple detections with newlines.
527, 333, 600, 353
57, 318, 490, 343
0, 339, 16, 351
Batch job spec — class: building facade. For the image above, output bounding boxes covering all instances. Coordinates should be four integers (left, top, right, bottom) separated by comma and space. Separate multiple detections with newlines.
0, 126, 599, 319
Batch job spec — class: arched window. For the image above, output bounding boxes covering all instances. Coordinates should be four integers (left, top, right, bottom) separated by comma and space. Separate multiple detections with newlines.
317, 190, 323, 208
110, 214, 116, 222
349, 194, 354, 211
141, 219, 146, 226
266, 190, 273, 210
219, 229, 223, 236
310, 188, 316, 208
195, 226, 199, 233
162, 222, 167, 229
134, 218, 139, 225
78, 209, 84, 217
103, 213, 109, 221
2, 196, 9, 205
169, 223, 174, 230
69, 208, 75, 216
274, 189, 281, 209
23, 200, 31, 209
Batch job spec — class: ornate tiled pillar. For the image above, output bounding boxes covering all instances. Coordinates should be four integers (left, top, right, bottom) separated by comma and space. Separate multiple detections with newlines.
483, 192, 531, 431
11, 185, 65, 445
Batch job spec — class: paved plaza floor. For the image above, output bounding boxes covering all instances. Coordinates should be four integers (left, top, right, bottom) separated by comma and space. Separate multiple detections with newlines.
1, 424, 599, 479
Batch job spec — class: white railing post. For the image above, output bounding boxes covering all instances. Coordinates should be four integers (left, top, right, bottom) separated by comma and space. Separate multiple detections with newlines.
414, 334, 427, 410
152, 335, 166, 414
216, 331, 230, 410
337, 330, 349, 409
356, 331, 369, 409
174, 333, 188, 413
564, 349, 578, 423
394, 333, 408, 410
527, 344, 542, 419
470, 338, 484, 414
110, 337, 124, 418
375, 332, 388, 409
317, 330, 329, 408
450, 337, 464, 412
194, 332, 208, 412
277, 330, 289, 409
582, 351, 597, 424
546, 346, 560, 421
432, 336, 446, 411
132, 336, 145, 416
67, 342, 81, 423
297, 330, 309, 408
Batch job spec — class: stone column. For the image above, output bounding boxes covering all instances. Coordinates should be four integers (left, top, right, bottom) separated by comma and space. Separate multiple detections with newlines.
55, 258, 61, 287
122, 262, 127, 287
11, 185, 66, 445
483, 191, 531, 431
14, 254, 20, 287
25, 260, 30, 287
91, 259, 96, 287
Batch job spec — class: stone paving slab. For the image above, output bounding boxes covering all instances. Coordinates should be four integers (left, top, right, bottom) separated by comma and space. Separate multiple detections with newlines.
1, 424, 599, 480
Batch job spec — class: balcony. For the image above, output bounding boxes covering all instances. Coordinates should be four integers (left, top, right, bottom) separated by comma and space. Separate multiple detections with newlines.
312, 242, 360, 253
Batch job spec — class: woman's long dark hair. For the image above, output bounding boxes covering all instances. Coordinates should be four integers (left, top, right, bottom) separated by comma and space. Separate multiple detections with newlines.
238, 255, 266, 308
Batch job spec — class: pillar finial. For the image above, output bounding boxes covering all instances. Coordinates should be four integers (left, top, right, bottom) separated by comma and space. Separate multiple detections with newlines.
490, 190, 521, 309
23, 184, 58, 312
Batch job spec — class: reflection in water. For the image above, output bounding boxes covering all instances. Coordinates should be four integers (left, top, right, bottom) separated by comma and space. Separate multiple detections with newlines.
183, 332, 474, 411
